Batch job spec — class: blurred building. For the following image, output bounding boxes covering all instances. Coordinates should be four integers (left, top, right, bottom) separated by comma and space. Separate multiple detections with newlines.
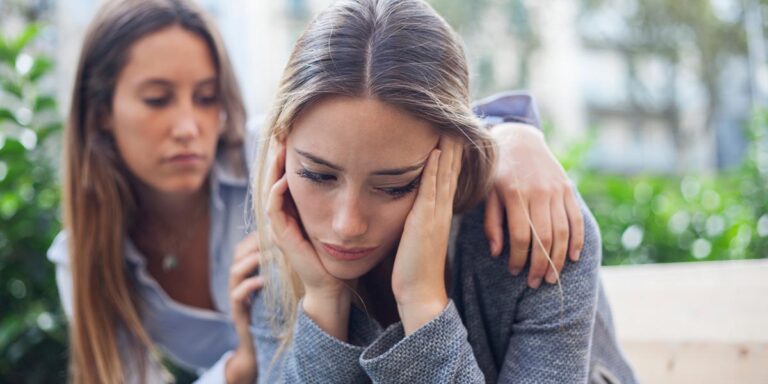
52, 0, 758, 174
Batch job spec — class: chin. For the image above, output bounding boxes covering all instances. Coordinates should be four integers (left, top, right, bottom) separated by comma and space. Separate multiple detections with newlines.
160, 176, 208, 195
318, 254, 379, 281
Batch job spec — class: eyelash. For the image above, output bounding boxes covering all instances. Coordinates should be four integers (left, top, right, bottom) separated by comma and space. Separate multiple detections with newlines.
296, 168, 420, 199
143, 97, 170, 107
142, 93, 219, 108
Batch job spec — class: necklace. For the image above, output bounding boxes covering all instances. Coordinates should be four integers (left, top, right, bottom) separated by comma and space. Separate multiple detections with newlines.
160, 203, 208, 272
136, 195, 209, 273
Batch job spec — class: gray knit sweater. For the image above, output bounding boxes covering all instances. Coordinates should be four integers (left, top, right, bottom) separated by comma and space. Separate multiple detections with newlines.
250, 203, 638, 383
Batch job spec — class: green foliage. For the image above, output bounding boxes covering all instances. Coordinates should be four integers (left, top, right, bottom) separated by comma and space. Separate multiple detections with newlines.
563, 114, 768, 265
0, 24, 67, 382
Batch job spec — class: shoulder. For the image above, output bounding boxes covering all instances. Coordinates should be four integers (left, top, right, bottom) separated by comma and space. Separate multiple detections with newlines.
47, 231, 70, 266
454, 193, 602, 282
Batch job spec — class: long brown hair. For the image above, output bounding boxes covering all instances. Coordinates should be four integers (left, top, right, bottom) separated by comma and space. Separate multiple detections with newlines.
62, 0, 245, 382
253, 0, 497, 359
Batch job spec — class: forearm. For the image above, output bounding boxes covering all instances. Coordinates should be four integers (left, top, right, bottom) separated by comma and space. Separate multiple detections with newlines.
499, 204, 601, 382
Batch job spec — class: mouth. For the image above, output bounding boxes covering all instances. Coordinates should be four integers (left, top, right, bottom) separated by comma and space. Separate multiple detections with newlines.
320, 242, 378, 261
165, 153, 204, 165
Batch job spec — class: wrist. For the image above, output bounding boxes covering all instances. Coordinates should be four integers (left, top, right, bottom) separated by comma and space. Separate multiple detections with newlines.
395, 286, 448, 336
225, 349, 257, 384
396, 294, 449, 336
302, 288, 353, 341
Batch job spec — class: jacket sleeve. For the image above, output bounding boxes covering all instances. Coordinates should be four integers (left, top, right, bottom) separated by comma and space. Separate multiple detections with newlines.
496, 204, 602, 383
359, 301, 485, 383
47, 232, 75, 320
472, 91, 542, 129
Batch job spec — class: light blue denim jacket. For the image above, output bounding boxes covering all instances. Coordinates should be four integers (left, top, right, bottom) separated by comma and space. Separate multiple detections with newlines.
46, 92, 547, 382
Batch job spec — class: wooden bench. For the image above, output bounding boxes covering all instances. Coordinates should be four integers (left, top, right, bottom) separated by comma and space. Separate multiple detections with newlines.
601, 259, 768, 383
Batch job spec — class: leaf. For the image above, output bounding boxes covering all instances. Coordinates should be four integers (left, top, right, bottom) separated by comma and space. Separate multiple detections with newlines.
0, 316, 25, 349
1, 79, 24, 99
35, 122, 62, 142
0, 108, 21, 126
26, 57, 53, 82
9, 24, 41, 58
33, 96, 57, 113
0, 137, 25, 156
0, 35, 13, 64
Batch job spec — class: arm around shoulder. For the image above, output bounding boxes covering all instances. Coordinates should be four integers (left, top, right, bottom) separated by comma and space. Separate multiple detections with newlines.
498, 202, 602, 383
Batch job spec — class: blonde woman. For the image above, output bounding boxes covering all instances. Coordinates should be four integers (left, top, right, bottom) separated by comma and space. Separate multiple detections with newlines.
247, 0, 638, 382
47, 0, 586, 382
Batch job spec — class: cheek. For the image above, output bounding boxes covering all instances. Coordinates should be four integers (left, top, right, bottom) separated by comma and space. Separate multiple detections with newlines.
372, 194, 418, 246
286, 174, 328, 233
200, 107, 223, 142
111, 107, 160, 173
110, 95, 165, 151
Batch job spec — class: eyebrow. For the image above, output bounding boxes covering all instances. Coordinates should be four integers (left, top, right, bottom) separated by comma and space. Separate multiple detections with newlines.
137, 77, 217, 88
295, 149, 427, 176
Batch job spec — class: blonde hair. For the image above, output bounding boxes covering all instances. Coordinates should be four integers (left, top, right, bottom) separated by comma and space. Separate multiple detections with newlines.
253, 0, 496, 359
62, 0, 245, 382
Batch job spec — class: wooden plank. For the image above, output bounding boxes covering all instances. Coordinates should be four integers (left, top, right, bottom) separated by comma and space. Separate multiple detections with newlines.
621, 342, 768, 384
601, 259, 768, 343
600, 260, 768, 383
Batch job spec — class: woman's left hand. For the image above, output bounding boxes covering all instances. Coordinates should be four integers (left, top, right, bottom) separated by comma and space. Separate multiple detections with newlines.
226, 232, 263, 384
392, 135, 463, 335
484, 123, 584, 289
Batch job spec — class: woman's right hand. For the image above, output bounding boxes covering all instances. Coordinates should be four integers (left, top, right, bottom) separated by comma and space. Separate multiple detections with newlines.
266, 144, 343, 295
266, 144, 351, 341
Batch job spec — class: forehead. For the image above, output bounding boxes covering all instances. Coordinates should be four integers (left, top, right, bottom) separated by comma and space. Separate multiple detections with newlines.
288, 96, 440, 170
119, 26, 216, 85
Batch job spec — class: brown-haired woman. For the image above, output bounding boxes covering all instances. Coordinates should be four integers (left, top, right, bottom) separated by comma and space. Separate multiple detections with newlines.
47, 0, 586, 382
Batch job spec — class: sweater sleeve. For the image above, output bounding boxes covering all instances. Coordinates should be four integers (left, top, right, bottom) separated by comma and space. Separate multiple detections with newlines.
472, 91, 541, 129
359, 301, 485, 383
496, 204, 602, 384
280, 301, 379, 383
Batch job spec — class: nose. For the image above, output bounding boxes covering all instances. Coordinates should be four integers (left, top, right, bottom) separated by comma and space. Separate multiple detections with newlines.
170, 104, 199, 143
332, 189, 368, 240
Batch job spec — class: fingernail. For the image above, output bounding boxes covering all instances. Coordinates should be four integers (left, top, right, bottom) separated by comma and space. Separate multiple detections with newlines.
510, 268, 521, 276
489, 240, 498, 256
573, 250, 581, 261
529, 278, 542, 289
545, 270, 557, 284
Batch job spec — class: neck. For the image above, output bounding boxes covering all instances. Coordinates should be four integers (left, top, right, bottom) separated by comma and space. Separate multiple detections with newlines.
135, 180, 210, 229
358, 254, 399, 327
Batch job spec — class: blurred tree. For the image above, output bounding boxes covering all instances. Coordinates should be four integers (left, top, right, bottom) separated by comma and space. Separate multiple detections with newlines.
429, 0, 540, 93
0, 23, 67, 382
562, 110, 768, 265
579, 0, 749, 168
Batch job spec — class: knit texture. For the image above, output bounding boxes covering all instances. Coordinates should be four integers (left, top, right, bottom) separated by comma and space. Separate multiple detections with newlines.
251, 202, 639, 383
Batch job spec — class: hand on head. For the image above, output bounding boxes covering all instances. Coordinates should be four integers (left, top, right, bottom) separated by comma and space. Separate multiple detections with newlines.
391, 135, 463, 335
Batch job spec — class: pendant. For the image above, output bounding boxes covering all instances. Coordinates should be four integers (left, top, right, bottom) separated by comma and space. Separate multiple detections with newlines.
162, 254, 178, 271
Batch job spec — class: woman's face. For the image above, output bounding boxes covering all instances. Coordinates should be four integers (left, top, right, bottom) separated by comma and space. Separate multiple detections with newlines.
285, 96, 440, 280
108, 26, 222, 197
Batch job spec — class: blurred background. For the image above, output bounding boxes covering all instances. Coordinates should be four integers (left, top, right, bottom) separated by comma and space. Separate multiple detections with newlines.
0, 0, 766, 382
